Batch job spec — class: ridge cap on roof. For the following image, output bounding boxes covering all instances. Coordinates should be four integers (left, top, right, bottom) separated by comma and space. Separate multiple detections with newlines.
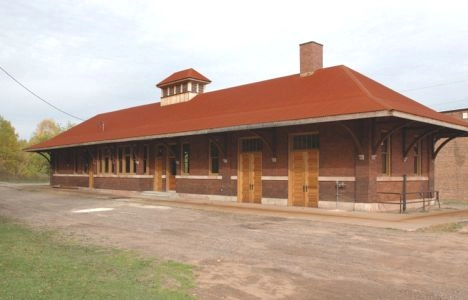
340, 66, 393, 110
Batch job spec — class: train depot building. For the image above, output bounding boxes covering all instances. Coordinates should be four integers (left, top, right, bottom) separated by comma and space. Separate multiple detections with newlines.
27, 42, 468, 211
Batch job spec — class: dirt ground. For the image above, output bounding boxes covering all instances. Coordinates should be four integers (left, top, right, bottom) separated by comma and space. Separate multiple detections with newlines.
1, 183, 468, 299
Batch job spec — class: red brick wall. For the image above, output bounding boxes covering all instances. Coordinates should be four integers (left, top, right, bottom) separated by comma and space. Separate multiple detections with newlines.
52, 175, 88, 187
94, 177, 153, 191
48, 117, 440, 204
263, 181, 288, 199
320, 182, 356, 203
319, 123, 356, 176
435, 109, 468, 201
174, 178, 220, 194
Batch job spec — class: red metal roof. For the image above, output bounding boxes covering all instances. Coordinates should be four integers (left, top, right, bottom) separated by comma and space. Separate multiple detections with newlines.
156, 68, 211, 87
27, 65, 468, 151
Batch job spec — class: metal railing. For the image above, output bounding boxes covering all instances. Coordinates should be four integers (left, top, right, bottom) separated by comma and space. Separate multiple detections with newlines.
377, 190, 440, 213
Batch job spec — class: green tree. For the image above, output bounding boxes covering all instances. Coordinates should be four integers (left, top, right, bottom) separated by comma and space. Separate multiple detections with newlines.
0, 116, 21, 178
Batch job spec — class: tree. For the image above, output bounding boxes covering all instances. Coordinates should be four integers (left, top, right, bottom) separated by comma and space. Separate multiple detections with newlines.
0, 116, 21, 178
0, 117, 72, 180
29, 119, 63, 145
24, 119, 74, 178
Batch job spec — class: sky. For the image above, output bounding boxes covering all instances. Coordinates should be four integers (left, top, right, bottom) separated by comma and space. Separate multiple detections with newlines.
1, 0, 467, 140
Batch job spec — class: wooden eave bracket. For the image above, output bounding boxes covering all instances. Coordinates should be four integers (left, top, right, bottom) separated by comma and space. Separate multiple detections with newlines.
37, 151, 51, 164
402, 128, 439, 159
339, 123, 365, 160
432, 135, 459, 159
372, 121, 415, 156
248, 129, 277, 160
155, 141, 178, 157
208, 135, 228, 160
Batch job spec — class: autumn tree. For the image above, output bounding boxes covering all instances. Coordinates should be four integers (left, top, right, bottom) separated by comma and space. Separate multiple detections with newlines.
29, 118, 63, 145
0, 117, 73, 180
25, 119, 73, 177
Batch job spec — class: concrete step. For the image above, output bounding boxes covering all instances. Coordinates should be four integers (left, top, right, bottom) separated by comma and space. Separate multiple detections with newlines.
141, 191, 178, 199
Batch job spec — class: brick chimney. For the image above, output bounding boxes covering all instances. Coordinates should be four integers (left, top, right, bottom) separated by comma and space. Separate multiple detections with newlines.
300, 41, 323, 77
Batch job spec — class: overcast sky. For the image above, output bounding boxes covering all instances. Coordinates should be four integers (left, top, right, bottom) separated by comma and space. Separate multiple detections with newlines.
1, 0, 467, 140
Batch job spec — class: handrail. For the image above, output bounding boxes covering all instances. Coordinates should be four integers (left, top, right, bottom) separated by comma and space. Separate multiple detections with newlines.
377, 190, 440, 213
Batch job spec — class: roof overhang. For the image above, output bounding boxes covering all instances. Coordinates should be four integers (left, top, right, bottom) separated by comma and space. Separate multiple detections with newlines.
391, 111, 468, 131
27, 110, 468, 152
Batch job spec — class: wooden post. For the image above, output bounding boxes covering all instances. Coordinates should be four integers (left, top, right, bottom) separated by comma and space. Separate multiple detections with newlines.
402, 174, 407, 213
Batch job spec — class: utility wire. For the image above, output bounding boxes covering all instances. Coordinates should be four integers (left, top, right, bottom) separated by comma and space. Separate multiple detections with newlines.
401, 79, 468, 92
0, 65, 84, 121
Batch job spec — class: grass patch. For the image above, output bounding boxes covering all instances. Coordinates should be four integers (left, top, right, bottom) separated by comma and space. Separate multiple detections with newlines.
417, 221, 467, 233
0, 216, 195, 299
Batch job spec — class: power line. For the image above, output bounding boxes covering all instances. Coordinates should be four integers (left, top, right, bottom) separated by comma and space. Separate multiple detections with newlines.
0, 65, 84, 121
401, 79, 468, 92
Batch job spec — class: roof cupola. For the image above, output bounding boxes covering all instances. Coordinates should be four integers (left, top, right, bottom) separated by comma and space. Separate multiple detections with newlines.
156, 68, 211, 106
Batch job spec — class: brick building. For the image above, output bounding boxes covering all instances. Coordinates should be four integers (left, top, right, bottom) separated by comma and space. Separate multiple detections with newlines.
435, 108, 468, 202
27, 42, 468, 211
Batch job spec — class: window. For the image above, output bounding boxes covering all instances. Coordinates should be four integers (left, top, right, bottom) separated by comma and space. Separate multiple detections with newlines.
83, 153, 89, 174
118, 146, 135, 174
413, 140, 422, 175
182, 143, 190, 174
463, 112, 468, 119
209, 142, 219, 174
241, 138, 262, 152
74, 151, 80, 173
292, 134, 319, 150
142, 145, 149, 174
380, 133, 391, 175
74, 150, 89, 174
175, 84, 181, 94
191, 83, 198, 93
167, 87, 172, 96
118, 147, 123, 173
100, 147, 113, 174
169, 144, 178, 176
182, 83, 188, 92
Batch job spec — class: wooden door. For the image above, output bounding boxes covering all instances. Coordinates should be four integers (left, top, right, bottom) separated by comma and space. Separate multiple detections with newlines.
167, 156, 176, 191
88, 167, 94, 189
239, 152, 262, 203
289, 150, 318, 207
153, 157, 163, 191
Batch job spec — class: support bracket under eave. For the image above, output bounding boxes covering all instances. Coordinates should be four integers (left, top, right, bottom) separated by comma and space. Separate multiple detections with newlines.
339, 123, 365, 159
247, 129, 277, 160
155, 141, 177, 157
402, 128, 439, 159
208, 136, 227, 160
432, 136, 457, 159
372, 121, 414, 155
37, 151, 51, 164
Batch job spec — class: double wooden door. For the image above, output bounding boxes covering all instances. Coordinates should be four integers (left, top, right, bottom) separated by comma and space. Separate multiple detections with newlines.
289, 150, 318, 207
238, 152, 262, 203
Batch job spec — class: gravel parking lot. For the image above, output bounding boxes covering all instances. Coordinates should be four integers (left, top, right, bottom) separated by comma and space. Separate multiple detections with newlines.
1, 183, 468, 299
